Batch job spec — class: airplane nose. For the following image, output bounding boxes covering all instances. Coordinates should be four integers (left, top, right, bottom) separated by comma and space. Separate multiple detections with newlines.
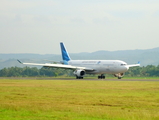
121, 66, 129, 72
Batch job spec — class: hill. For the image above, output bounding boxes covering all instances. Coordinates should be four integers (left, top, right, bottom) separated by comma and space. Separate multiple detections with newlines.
0, 47, 159, 69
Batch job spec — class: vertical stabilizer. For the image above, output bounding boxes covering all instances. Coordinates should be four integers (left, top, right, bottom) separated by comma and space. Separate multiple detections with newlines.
60, 42, 71, 64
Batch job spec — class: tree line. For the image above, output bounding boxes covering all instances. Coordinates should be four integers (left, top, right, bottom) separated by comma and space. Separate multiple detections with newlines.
0, 65, 159, 77
0, 67, 73, 77
125, 65, 159, 77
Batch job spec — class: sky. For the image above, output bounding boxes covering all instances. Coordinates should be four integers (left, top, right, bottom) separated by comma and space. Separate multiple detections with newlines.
0, 0, 159, 54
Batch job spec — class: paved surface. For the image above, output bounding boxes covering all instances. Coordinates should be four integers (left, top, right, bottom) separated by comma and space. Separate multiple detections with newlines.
1, 77, 159, 81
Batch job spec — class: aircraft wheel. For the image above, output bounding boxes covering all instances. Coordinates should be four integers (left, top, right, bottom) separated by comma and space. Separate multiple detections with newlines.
76, 76, 83, 79
98, 75, 105, 79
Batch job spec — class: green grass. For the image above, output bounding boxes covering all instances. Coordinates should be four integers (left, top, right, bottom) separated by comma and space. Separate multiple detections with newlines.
0, 79, 159, 120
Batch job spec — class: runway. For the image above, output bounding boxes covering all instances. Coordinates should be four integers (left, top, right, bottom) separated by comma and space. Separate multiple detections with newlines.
1, 77, 159, 81
38, 78, 159, 81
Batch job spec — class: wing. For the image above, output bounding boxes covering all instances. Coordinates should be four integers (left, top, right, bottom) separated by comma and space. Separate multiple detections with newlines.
17, 60, 94, 71
127, 62, 140, 67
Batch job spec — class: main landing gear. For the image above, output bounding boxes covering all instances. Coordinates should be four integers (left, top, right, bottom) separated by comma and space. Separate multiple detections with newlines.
76, 76, 83, 79
98, 74, 105, 79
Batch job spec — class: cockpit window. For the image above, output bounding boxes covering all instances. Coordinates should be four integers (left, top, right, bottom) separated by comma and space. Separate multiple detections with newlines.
121, 64, 126, 66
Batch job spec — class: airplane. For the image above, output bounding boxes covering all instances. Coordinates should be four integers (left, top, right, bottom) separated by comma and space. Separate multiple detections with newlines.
17, 42, 140, 79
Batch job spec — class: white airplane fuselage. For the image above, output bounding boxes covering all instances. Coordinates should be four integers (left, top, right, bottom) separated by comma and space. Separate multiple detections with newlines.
68, 60, 129, 74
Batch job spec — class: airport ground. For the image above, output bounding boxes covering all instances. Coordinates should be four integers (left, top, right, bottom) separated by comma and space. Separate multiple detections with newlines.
0, 78, 159, 120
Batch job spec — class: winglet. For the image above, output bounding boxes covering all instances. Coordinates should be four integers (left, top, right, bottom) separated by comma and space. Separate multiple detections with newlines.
17, 59, 23, 64
137, 61, 140, 66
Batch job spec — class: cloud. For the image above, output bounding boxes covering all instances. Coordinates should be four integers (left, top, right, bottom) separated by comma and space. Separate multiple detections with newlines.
0, 0, 159, 54
1, 0, 159, 26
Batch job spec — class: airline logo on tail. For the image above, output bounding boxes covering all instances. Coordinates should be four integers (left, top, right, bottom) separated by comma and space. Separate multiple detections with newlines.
60, 42, 71, 65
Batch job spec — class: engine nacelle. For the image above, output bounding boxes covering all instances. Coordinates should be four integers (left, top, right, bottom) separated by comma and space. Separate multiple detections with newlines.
114, 73, 125, 79
73, 69, 85, 77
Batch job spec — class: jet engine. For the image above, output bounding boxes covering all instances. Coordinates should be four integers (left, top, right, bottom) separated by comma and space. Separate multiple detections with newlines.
114, 73, 125, 79
73, 69, 85, 79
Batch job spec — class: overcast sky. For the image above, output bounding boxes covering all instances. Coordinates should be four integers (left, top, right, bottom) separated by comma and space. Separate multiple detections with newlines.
0, 0, 159, 54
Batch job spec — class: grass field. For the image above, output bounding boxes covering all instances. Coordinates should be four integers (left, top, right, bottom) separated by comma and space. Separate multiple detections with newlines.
0, 79, 159, 120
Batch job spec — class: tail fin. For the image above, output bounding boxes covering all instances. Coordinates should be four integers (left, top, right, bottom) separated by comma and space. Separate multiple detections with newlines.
60, 42, 71, 64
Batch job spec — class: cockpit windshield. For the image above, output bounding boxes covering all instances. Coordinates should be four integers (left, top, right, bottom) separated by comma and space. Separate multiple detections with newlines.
121, 64, 127, 66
